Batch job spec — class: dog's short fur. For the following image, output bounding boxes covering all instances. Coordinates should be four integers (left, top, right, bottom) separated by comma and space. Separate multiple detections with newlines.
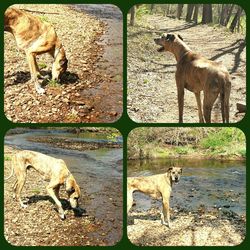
4, 7, 68, 94
11, 150, 80, 219
154, 33, 231, 123
127, 167, 182, 227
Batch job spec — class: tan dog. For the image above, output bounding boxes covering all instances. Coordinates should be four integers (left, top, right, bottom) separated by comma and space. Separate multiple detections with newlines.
4, 7, 68, 94
127, 167, 182, 228
9, 150, 80, 219
154, 33, 231, 123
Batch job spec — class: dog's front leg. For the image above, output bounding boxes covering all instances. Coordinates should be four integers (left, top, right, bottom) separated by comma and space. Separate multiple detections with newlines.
194, 92, 204, 122
26, 52, 45, 94
161, 197, 171, 228
176, 76, 185, 123
46, 184, 65, 220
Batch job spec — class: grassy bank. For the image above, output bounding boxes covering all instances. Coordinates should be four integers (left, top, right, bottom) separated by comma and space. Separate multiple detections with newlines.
128, 128, 245, 160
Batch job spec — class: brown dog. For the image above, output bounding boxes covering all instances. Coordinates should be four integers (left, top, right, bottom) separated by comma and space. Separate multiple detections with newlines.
127, 167, 182, 228
4, 7, 68, 94
8, 150, 80, 219
154, 33, 231, 123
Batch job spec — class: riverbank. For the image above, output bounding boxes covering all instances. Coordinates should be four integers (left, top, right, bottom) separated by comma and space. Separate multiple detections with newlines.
128, 128, 246, 161
128, 207, 245, 246
27, 136, 122, 151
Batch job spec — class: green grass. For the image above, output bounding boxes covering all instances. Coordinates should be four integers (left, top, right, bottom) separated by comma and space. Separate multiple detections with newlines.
47, 79, 61, 88
39, 15, 49, 23
38, 62, 47, 69
200, 128, 245, 156
175, 146, 192, 155
32, 189, 41, 194
4, 155, 11, 161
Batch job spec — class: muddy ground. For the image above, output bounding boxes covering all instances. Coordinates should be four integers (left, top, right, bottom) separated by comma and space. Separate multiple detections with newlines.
4, 4, 123, 123
4, 145, 122, 246
127, 14, 246, 123
127, 207, 245, 246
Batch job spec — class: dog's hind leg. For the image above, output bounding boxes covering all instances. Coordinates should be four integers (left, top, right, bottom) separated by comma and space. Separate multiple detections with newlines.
203, 87, 219, 123
127, 188, 134, 213
14, 171, 28, 208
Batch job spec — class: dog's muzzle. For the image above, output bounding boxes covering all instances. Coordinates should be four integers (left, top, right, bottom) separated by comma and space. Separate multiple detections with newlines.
174, 177, 180, 183
69, 197, 79, 209
154, 38, 165, 52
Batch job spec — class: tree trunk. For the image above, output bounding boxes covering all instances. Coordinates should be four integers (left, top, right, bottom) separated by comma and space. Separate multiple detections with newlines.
130, 6, 136, 26
150, 4, 155, 14
186, 4, 195, 22
230, 6, 243, 32
224, 4, 234, 26
166, 4, 170, 15
192, 4, 199, 23
219, 4, 227, 25
202, 4, 213, 24
177, 4, 184, 19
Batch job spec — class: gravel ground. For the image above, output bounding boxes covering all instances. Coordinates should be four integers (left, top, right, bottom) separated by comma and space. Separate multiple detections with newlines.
4, 4, 122, 123
127, 208, 245, 246
127, 14, 246, 123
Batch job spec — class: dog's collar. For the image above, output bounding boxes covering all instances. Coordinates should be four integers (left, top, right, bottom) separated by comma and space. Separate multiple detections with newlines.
178, 50, 191, 63
64, 172, 71, 186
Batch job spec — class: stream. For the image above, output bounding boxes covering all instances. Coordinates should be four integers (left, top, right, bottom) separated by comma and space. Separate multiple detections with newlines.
73, 4, 123, 120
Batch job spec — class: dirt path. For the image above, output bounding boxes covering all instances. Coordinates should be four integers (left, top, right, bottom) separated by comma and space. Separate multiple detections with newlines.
128, 208, 245, 246
127, 14, 246, 123
4, 4, 123, 123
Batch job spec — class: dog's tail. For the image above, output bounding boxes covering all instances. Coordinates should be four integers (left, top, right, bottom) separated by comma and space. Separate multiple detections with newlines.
220, 77, 231, 123
4, 155, 15, 181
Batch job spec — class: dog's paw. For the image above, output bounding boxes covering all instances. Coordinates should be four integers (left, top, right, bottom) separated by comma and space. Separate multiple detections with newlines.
36, 86, 46, 94
21, 203, 28, 208
59, 213, 66, 220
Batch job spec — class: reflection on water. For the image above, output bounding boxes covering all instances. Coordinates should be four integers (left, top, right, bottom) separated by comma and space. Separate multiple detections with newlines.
128, 158, 246, 216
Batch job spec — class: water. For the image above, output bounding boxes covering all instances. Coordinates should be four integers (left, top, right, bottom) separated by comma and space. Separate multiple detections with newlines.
5, 129, 123, 244
128, 158, 246, 216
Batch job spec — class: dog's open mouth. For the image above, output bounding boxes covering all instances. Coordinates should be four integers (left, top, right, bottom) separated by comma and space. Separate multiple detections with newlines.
157, 46, 165, 52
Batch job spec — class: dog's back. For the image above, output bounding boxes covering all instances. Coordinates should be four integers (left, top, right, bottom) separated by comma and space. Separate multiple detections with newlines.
4, 7, 57, 50
128, 173, 168, 199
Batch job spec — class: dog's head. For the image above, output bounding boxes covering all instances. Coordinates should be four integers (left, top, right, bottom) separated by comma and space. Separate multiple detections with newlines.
154, 33, 183, 52
167, 166, 182, 183
52, 47, 68, 81
65, 175, 81, 209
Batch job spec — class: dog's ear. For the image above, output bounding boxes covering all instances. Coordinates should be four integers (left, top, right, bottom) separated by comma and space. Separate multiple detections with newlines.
168, 167, 173, 172
166, 34, 175, 42
66, 186, 75, 194
177, 34, 183, 41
